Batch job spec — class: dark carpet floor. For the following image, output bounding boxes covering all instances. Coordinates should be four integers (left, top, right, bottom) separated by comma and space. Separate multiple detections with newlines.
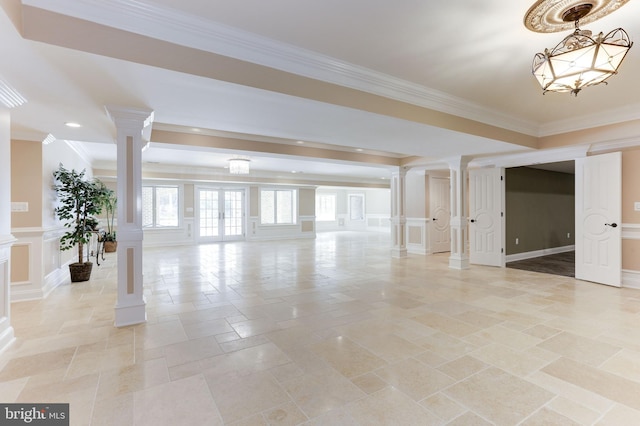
506, 251, 575, 278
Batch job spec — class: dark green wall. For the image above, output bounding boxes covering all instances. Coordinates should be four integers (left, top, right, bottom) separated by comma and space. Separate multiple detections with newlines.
506, 167, 574, 255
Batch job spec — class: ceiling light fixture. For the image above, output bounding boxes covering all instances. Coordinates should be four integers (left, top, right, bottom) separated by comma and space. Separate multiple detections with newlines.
65, 122, 82, 128
228, 158, 250, 175
525, 1, 632, 96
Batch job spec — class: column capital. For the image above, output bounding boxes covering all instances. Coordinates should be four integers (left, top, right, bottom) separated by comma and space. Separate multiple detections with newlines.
391, 166, 409, 177
105, 105, 154, 139
445, 155, 473, 170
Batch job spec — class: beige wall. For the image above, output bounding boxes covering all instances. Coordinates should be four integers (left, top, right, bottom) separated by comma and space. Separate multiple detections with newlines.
622, 148, 640, 271
10, 244, 29, 282
622, 148, 640, 223
298, 188, 315, 216
183, 184, 194, 217
11, 140, 42, 228
249, 186, 259, 217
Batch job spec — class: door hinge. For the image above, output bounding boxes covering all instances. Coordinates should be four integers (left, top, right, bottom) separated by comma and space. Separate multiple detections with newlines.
501, 248, 504, 253
501, 176, 504, 181
501, 212, 504, 217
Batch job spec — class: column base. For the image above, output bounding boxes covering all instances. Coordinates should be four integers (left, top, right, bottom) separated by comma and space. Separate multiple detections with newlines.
449, 255, 470, 270
0, 318, 15, 354
391, 248, 408, 258
114, 300, 147, 327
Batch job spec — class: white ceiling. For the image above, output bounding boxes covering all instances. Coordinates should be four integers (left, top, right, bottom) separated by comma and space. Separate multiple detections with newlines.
2, 0, 639, 181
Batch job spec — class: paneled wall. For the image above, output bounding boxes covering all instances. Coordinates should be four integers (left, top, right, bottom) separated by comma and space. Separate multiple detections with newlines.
10, 139, 91, 300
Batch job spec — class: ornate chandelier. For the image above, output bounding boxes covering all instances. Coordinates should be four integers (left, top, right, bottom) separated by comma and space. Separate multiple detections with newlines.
525, 1, 633, 96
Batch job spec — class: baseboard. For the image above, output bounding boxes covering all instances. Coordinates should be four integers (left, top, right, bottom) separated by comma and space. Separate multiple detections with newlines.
506, 245, 575, 263
42, 264, 71, 298
622, 269, 640, 289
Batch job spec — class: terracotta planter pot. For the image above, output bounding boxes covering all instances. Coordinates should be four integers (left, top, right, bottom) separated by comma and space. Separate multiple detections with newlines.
104, 241, 118, 253
69, 262, 93, 282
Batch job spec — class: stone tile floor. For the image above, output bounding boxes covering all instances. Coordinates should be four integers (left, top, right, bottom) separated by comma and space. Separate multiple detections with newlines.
1, 232, 640, 425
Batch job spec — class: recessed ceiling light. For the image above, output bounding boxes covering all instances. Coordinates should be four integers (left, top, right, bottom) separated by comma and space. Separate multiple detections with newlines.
192, 128, 201, 132
355, 148, 364, 152
296, 141, 305, 144
65, 122, 81, 128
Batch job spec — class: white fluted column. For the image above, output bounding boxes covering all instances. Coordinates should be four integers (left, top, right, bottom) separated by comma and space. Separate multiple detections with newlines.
0, 107, 16, 350
448, 157, 471, 269
390, 167, 408, 258
106, 106, 154, 327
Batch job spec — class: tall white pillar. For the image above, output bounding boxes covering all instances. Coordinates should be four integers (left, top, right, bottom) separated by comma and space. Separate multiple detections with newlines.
448, 157, 471, 269
390, 167, 408, 258
0, 106, 17, 351
106, 106, 154, 327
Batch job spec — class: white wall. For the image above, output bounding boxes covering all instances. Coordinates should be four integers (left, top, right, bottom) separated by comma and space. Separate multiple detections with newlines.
316, 187, 390, 232
405, 170, 426, 218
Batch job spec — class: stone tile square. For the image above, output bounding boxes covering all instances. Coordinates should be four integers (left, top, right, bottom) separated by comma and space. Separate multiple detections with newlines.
310, 336, 386, 378
376, 357, 455, 401
281, 368, 364, 418
445, 367, 554, 425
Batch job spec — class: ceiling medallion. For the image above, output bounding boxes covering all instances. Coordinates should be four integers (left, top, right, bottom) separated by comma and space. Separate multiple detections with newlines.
524, 0, 630, 33
527, 1, 633, 95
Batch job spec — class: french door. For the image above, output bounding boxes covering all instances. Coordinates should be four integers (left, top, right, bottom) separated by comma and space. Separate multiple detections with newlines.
197, 188, 245, 242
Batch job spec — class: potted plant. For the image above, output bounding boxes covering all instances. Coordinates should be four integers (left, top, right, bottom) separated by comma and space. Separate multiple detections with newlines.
52, 165, 104, 282
96, 182, 118, 252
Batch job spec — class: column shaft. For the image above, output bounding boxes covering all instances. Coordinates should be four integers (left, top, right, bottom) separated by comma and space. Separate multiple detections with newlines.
0, 108, 16, 349
390, 167, 408, 258
448, 157, 470, 269
106, 106, 153, 327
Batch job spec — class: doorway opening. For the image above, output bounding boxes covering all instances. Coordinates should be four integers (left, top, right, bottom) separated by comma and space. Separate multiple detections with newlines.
504, 161, 575, 277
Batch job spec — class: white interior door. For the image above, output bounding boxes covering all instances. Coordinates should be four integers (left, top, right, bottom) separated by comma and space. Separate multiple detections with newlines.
575, 152, 621, 287
469, 167, 504, 267
429, 176, 451, 253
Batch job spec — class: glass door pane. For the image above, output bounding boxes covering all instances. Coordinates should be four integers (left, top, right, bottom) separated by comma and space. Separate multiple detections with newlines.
198, 189, 220, 240
224, 190, 244, 238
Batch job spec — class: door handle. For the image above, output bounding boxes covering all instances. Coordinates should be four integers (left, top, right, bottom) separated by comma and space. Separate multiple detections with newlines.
470, 219, 476, 223
432, 218, 437, 221
605, 223, 618, 228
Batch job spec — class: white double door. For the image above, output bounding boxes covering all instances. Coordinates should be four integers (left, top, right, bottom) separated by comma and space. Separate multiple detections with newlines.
468, 152, 621, 287
197, 188, 245, 242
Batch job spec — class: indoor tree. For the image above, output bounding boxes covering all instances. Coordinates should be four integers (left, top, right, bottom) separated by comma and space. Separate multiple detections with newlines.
52, 165, 105, 281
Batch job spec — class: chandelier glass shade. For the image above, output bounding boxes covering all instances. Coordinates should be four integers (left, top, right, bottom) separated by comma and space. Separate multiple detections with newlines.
228, 158, 250, 175
532, 25, 632, 95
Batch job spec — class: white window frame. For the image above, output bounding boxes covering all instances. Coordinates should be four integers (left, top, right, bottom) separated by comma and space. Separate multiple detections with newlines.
142, 184, 182, 228
316, 193, 337, 222
260, 188, 298, 225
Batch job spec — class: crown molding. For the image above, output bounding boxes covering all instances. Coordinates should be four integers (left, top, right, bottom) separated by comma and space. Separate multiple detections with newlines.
469, 145, 588, 169
538, 102, 640, 136
24, 0, 539, 137
0, 77, 27, 108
